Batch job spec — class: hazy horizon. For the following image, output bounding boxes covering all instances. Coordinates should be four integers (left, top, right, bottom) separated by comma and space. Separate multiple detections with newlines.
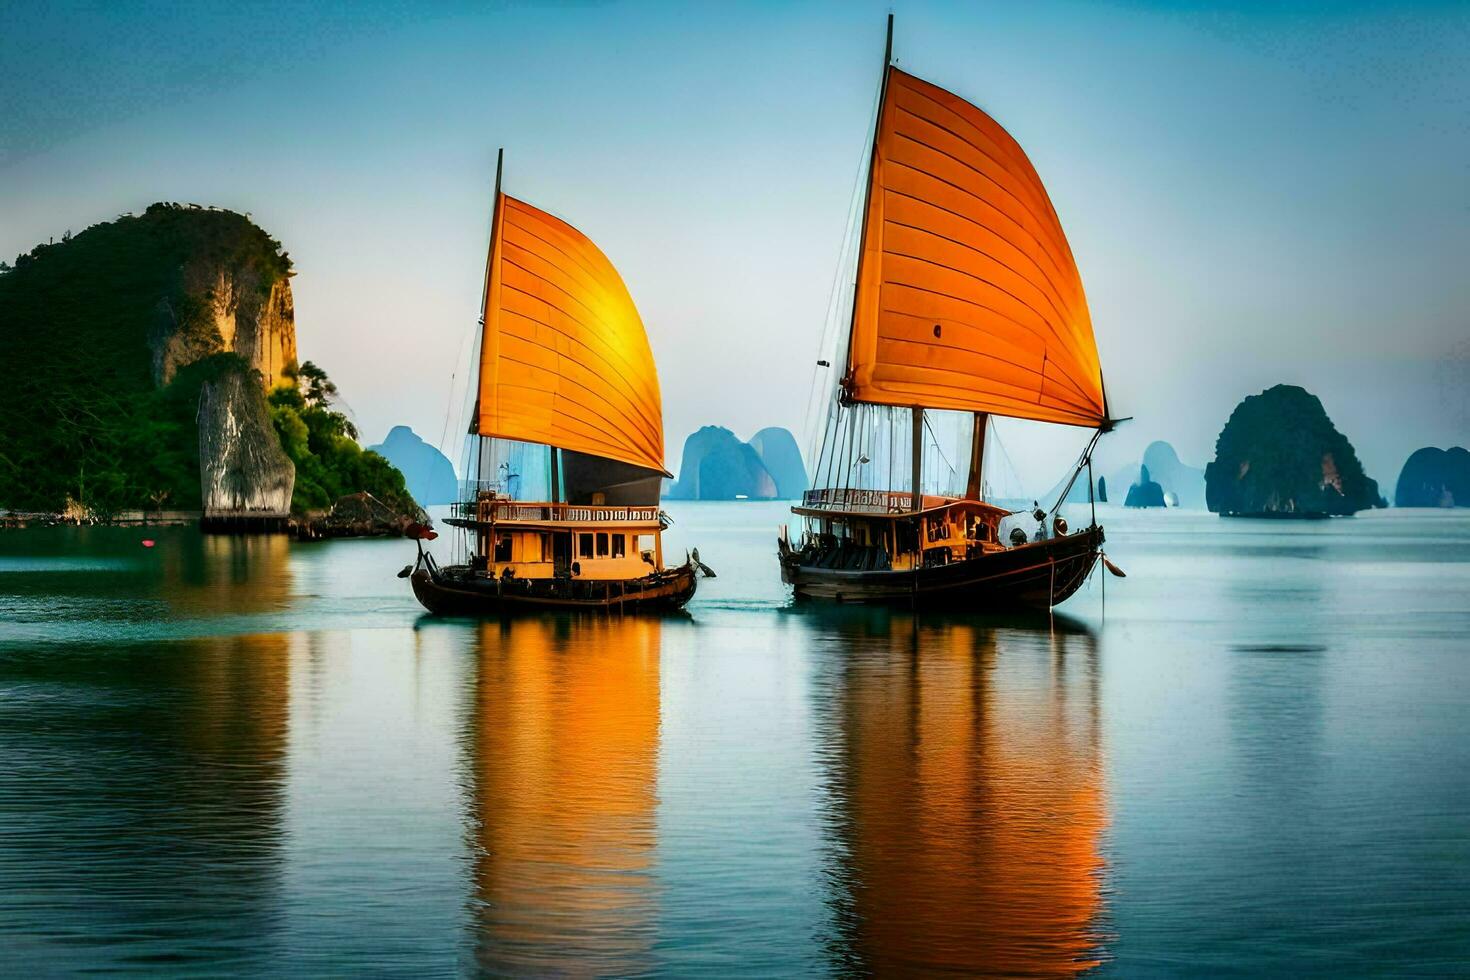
4, 0, 1466, 493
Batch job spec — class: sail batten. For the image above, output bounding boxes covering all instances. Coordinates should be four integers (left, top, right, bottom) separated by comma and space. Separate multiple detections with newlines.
478, 193, 668, 476
846, 67, 1106, 428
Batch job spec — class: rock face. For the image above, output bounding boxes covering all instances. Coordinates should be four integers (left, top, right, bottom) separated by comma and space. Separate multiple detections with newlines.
368, 426, 459, 506
1142, 441, 1205, 509
198, 365, 294, 521
0, 203, 300, 515
1395, 447, 1470, 507
747, 427, 809, 499
666, 425, 808, 500
1107, 441, 1205, 510
1124, 464, 1166, 508
1205, 384, 1382, 517
151, 260, 296, 389
1096, 476, 1108, 503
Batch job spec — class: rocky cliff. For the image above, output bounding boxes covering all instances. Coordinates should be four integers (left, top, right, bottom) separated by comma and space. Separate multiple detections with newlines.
0, 203, 406, 522
0, 204, 300, 514
1395, 447, 1470, 507
152, 258, 296, 389
1205, 385, 1382, 517
666, 425, 806, 501
368, 426, 458, 505
747, 427, 809, 499
1124, 464, 1166, 508
198, 364, 295, 521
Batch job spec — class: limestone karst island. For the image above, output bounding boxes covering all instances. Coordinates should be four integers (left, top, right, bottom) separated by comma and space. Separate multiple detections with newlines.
0, 204, 417, 534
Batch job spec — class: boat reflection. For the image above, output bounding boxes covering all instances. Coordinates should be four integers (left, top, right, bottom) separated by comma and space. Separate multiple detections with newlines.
460, 615, 661, 976
807, 609, 1108, 975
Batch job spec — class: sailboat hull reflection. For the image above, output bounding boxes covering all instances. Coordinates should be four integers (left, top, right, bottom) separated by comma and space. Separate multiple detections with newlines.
810, 610, 1108, 974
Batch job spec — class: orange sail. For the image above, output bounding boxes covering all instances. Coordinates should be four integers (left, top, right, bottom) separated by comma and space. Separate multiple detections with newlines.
478, 194, 668, 475
845, 67, 1106, 428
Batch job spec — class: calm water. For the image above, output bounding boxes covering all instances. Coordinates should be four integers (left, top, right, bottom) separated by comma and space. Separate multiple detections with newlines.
1, 503, 1467, 976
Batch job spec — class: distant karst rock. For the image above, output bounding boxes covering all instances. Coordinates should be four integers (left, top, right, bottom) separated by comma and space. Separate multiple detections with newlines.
1096, 476, 1108, 503
666, 425, 805, 500
369, 426, 458, 506
1142, 441, 1206, 509
1205, 384, 1382, 517
1395, 447, 1470, 508
1106, 441, 1205, 510
1124, 464, 1167, 508
747, 427, 809, 499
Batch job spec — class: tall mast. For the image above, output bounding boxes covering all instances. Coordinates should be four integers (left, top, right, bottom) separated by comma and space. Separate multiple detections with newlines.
965, 412, 988, 500
478, 148, 504, 329
839, 14, 894, 399
472, 148, 505, 489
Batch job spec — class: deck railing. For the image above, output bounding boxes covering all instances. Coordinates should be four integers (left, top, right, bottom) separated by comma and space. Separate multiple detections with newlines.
453, 497, 663, 525
800, 488, 915, 514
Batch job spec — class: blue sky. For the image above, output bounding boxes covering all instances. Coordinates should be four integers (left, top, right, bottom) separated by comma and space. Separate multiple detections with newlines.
2, 0, 1466, 489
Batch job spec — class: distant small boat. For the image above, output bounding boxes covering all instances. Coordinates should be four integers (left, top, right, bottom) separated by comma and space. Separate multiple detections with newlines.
410, 151, 706, 614
735, 494, 749, 500
780, 18, 1118, 610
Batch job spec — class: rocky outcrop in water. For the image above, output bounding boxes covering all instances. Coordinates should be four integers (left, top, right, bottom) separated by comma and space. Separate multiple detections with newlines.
747, 427, 809, 499
1124, 465, 1166, 508
0, 203, 301, 515
368, 426, 458, 506
198, 364, 294, 523
1395, 447, 1470, 507
667, 426, 775, 500
1205, 384, 1382, 517
1096, 476, 1107, 503
1142, 441, 1205, 509
0, 203, 411, 525
666, 425, 808, 500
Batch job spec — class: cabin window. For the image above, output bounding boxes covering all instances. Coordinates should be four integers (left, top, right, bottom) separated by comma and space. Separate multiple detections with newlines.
638, 534, 655, 556
612, 534, 626, 558
494, 534, 512, 562
591, 492, 606, 505
578, 533, 594, 559
540, 533, 553, 561
596, 533, 609, 557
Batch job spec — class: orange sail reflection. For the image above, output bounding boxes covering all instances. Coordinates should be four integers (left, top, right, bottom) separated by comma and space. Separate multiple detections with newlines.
461, 616, 661, 975
819, 617, 1107, 975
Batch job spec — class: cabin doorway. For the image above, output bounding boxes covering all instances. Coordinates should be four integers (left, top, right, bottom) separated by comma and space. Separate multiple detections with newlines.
552, 532, 573, 575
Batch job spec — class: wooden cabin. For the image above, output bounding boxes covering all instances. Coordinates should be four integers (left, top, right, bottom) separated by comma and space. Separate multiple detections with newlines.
788, 489, 1011, 572
469, 491, 667, 582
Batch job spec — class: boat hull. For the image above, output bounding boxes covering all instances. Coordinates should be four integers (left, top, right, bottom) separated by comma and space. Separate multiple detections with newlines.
780, 526, 1104, 609
410, 562, 698, 615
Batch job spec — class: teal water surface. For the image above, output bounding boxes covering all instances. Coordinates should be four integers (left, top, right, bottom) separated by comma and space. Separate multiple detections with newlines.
1, 503, 1467, 976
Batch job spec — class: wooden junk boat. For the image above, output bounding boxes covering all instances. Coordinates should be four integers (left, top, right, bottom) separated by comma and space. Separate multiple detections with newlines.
780, 18, 1121, 610
409, 152, 706, 615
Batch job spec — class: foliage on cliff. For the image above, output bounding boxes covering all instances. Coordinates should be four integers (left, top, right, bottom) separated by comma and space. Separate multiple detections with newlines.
268, 362, 413, 514
0, 204, 291, 513
1204, 384, 1382, 516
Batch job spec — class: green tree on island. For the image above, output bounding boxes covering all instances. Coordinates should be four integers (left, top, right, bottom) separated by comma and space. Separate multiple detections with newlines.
268, 361, 413, 514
